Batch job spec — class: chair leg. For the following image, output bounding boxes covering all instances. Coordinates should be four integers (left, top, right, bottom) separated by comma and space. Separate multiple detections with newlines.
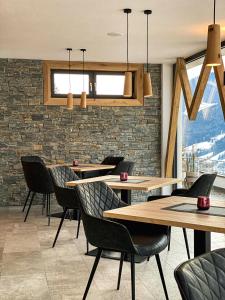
82, 248, 102, 300
52, 208, 68, 248
24, 192, 35, 222
182, 228, 190, 259
86, 239, 89, 254
155, 254, 169, 300
167, 226, 171, 251
22, 190, 31, 212
42, 194, 46, 215
130, 254, 135, 300
46, 194, 48, 217
76, 210, 81, 239
117, 252, 125, 290
47, 194, 51, 226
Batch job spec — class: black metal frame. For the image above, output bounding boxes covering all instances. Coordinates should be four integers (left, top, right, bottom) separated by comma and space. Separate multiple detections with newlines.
51, 69, 135, 99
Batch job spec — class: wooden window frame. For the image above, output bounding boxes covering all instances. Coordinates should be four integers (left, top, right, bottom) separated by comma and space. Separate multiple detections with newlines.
43, 60, 144, 107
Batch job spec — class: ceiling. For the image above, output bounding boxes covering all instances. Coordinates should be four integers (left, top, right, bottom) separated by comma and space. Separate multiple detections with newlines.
0, 0, 225, 63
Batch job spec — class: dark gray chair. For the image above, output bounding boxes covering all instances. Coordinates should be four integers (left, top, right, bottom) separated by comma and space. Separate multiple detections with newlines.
109, 160, 134, 175
147, 173, 217, 259
49, 166, 81, 247
74, 181, 169, 300
21, 156, 54, 225
174, 248, 225, 300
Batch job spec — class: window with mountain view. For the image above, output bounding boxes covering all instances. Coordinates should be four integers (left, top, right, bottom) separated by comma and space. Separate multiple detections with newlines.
182, 54, 225, 177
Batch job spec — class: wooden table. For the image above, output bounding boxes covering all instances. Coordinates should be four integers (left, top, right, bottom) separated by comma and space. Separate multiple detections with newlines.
104, 196, 225, 257
66, 175, 181, 204
48, 163, 115, 178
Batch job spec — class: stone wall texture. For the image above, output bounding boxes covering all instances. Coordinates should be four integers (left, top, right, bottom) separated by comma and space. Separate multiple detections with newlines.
0, 58, 161, 206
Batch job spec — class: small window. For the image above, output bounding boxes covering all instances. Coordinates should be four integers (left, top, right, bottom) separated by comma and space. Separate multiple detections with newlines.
95, 73, 125, 97
51, 70, 91, 97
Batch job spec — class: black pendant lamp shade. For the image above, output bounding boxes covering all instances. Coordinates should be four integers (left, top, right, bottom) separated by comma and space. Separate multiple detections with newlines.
143, 10, 153, 97
206, 0, 221, 66
80, 49, 87, 109
66, 48, 73, 110
123, 8, 132, 97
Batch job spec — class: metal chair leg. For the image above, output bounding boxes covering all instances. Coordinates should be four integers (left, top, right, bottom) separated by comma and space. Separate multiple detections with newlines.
117, 252, 125, 290
183, 228, 190, 259
52, 208, 68, 248
167, 226, 171, 251
47, 194, 51, 226
24, 192, 35, 222
42, 194, 46, 215
82, 248, 102, 300
155, 254, 169, 300
86, 239, 89, 254
76, 210, 81, 239
22, 190, 31, 212
130, 254, 135, 300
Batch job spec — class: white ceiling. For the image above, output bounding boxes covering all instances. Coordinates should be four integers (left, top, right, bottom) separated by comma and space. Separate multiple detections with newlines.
0, 0, 225, 63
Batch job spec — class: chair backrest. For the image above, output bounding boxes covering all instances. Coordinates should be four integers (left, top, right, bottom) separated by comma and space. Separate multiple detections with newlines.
21, 158, 54, 194
101, 156, 124, 166
75, 181, 124, 218
186, 173, 217, 197
49, 166, 80, 208
109, 161, 134, 175
174, 248, 225, 300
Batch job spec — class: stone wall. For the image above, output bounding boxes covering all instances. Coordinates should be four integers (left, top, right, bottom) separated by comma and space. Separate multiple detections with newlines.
0, 58, 161, 206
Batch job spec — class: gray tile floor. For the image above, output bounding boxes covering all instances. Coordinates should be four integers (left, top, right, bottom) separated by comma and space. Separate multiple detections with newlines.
0, 204, 225, 300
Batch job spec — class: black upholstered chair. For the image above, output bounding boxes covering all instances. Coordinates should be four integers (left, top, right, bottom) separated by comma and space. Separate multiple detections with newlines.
74, 181, 169, 300
108, 160, 134, 175
21, 156, 54, 224
49, 166, 81, 247
174, 248, 225, 300
147, 173, 217, 259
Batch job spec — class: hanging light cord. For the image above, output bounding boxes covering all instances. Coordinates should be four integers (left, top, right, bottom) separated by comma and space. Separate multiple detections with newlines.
68, 49, 71, 92
82, 50, 85, 91
213, 0, 216, 24
126, 12, 129, 71
146, 13, 149, 73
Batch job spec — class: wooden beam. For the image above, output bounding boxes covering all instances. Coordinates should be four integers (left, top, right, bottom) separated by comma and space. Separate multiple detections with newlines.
214, 59, 225, 119
189, 58, 211, 120
165, 60, 182, 177
177, 58, 192, 118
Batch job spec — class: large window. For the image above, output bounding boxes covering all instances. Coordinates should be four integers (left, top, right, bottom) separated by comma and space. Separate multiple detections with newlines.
44, 61, 144, 107
181, 53, 225, 176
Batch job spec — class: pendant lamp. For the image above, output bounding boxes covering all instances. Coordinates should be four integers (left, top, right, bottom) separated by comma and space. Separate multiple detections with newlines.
143, 10, 153, 97
205, 0, 221, 66
66, 48, 73, 110
123, 8, 132, 97
80, 49, 87, 109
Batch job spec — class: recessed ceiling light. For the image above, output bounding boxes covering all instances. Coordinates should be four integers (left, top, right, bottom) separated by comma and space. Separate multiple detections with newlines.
107, 32, 123, 37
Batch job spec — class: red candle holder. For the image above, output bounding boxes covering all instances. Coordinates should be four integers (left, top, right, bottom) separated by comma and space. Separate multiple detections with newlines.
197, 196, 210, 210
120, 172, 128, 181
73, 160, 79, 166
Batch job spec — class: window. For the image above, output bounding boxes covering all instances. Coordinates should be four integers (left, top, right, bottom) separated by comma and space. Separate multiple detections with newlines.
181, 52, 225, 176
44, 61, 143, 106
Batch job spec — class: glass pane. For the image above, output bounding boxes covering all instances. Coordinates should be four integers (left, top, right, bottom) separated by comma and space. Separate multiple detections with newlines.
53, 73, 89, 95
96, 74, 125, 95
182, 54, 225, 177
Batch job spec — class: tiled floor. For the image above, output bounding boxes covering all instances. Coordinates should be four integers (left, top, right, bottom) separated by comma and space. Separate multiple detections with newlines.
0, 205, 225, 300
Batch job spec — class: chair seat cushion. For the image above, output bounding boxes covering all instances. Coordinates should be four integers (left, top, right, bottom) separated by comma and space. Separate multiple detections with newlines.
115, 220, 168, 256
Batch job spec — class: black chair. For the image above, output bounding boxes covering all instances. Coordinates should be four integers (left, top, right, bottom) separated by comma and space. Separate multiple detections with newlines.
49, 166, 81, 247
74, 181, 169, 300
83, 156, 125, 178
109, 160, 134, 175
21, 156, 54, 224
174, 248, 225, 300
147, 173, 217, 259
